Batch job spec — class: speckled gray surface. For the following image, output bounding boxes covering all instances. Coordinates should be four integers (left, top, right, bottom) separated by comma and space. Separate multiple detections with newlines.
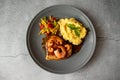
0, 0, 120, 80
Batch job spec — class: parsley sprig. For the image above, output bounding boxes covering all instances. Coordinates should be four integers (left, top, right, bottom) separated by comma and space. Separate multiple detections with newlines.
67, 24, 80, 37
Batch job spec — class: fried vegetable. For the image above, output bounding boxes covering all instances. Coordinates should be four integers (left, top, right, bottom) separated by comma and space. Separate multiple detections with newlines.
39, 16, 59, 35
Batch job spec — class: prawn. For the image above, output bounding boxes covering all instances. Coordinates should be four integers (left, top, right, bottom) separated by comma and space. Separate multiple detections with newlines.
64, 44, 71, 51
64, 44, 72, 57
47, 39, 54, 47
48, 47, 54, 53
56, 39, 63, 45
54, 46, 66, 59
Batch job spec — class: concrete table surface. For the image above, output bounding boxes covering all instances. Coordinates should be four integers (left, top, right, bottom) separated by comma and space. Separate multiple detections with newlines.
0, 0, 120, 80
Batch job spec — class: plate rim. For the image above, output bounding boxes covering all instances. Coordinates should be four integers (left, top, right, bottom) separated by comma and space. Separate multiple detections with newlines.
26, 5, 96, 74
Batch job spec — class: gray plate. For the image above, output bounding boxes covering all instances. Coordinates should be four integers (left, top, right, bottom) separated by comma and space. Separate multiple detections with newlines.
26, 5, 96, 74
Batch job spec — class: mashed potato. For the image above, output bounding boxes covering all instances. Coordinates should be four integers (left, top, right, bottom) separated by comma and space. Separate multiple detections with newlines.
58, 18, 87, 45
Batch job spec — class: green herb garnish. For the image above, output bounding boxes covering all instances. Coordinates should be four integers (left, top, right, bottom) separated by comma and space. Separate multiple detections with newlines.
67, 24, 80, 37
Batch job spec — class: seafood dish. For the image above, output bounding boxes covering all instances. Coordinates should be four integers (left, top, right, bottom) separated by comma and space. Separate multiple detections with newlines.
39, 16, 88, 60
45, 35, 72, 60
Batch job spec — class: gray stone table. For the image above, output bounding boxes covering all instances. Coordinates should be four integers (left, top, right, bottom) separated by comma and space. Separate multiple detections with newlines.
0, 0, 120, 80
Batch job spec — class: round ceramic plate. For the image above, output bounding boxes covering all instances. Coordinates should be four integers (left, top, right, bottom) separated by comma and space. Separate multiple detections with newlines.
26, 5, 96, 74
